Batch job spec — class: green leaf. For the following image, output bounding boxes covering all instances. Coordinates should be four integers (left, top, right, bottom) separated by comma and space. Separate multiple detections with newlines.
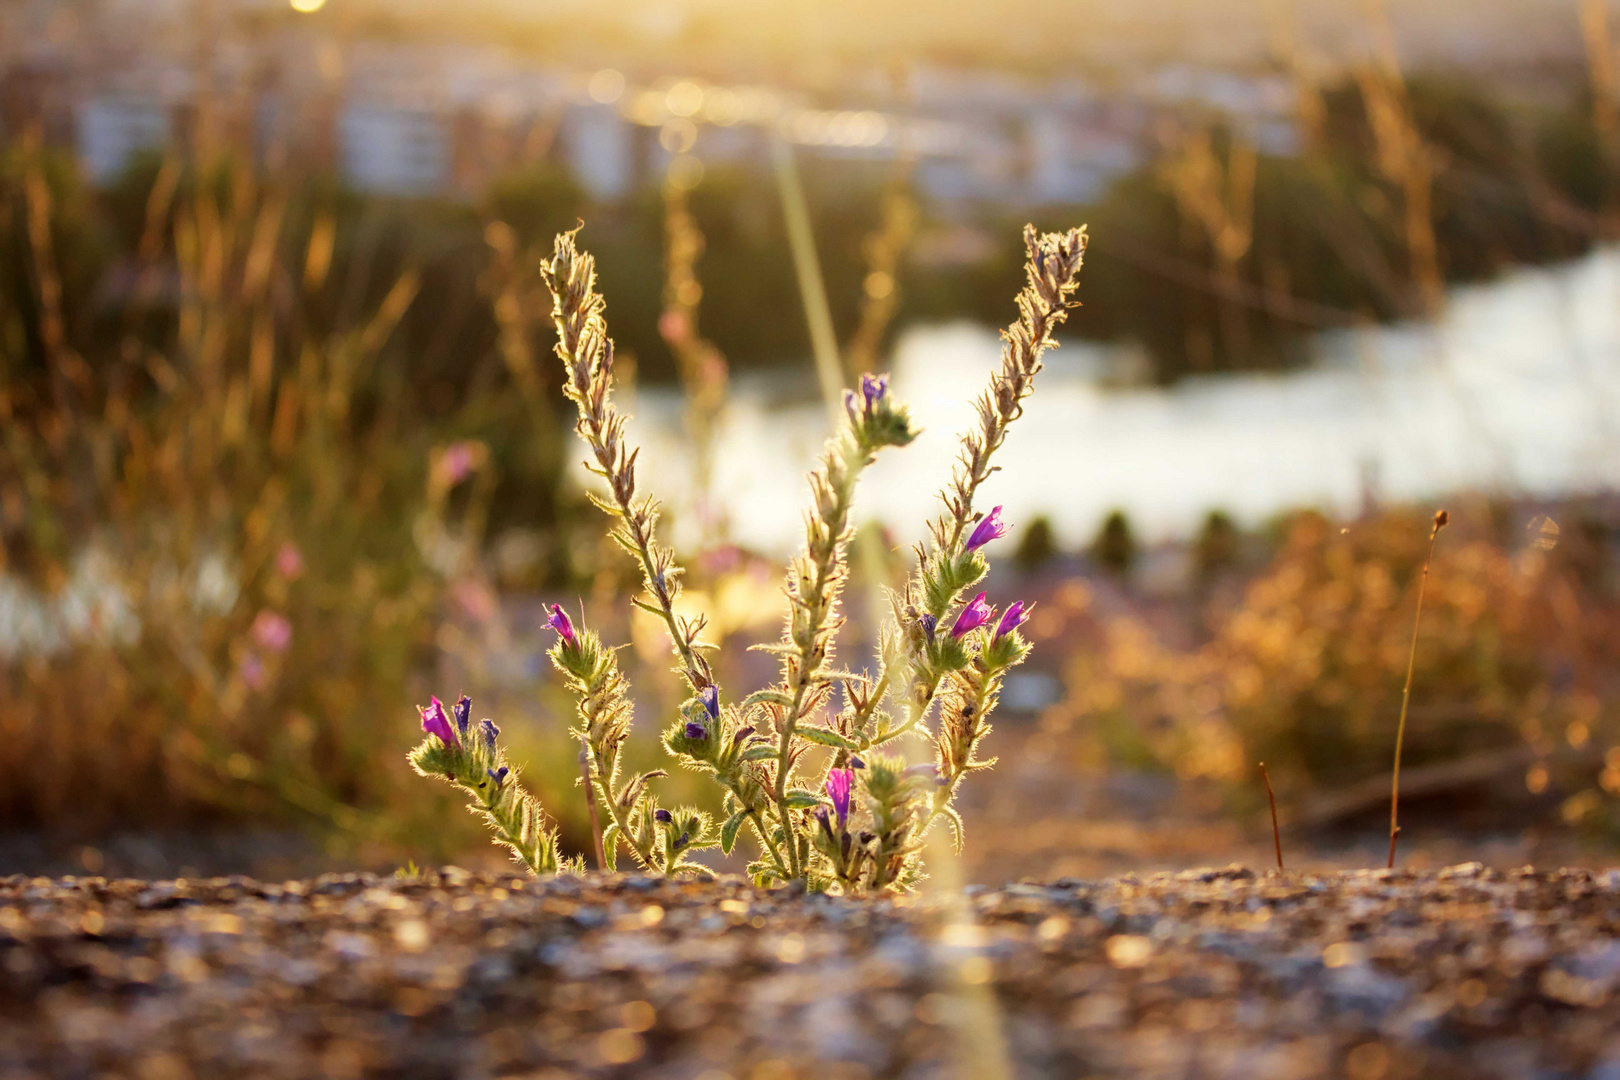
721, 809, 748, 855
746, 643, 800, 657
796, 725, 858, 750
738, 744, 778, 762
782, 790, 824, 810
941, 805, 966, 853
741, 689, 794, 709
602, 824, 620, 871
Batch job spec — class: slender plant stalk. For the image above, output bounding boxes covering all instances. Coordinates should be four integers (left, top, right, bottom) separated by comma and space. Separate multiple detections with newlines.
771, 430, 875, 878
1259, 761, 1283, 872
579, 741, 606, 870
539, 231, 713, 696
772, 133, 846, 424
878, 226, 1088, 750
1388, 509, 1448, 869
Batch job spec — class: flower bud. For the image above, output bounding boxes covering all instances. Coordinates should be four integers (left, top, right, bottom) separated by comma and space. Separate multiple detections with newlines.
950, 593, 995, 638
546, 604, 577, 646
964, 506, 1008, 552
419, 697, 458, 748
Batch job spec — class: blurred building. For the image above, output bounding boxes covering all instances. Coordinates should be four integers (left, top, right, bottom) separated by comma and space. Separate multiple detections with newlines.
0, 3, 1309, 212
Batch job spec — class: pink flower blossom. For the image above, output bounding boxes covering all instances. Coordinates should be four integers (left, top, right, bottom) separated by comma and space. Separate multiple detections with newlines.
546, 603, 576, 646
825, 768, 854, 829
252, 611, 292, 654
658, 310, 692, 346
238, 653, 266, 690
950, 593, 996, 638
995, 601, 1030, 639
964, 506, 1008, 552
440, 442, 478, 486
420, 697, 458, 747
274, 542, 304, 580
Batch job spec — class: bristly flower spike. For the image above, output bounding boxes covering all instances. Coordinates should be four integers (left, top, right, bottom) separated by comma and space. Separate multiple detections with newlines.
407, 695, 572, 876
964, 505, 1008, 552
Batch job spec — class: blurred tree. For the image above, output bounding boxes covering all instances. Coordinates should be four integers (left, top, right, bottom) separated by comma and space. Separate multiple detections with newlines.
1012, 513, 1058, 574
1091, 510, 1136, 580
1194, 509, 1239, 587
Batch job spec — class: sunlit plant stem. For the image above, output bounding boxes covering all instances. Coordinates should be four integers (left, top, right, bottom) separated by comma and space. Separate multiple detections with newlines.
1388, 508, 1448, 869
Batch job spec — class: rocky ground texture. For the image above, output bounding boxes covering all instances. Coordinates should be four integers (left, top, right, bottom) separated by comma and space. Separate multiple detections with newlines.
4, 865, 1620, 1079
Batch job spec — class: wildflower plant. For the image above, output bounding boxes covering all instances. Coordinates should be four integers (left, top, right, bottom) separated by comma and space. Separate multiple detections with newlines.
408, 695, 577, 875
409, 223, 1086, 891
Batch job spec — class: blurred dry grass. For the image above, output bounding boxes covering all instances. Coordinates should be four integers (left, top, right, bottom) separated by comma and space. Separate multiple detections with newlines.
1042, 503, 1620, 838
0, 140, 516, 859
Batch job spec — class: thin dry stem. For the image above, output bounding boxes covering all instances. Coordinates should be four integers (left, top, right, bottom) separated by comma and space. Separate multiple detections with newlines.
1260, 762, 1283, 872
1389, 508, 1448, 869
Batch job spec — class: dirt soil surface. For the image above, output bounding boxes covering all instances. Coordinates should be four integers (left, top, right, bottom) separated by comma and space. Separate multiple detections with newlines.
4, 865, 1620, 1080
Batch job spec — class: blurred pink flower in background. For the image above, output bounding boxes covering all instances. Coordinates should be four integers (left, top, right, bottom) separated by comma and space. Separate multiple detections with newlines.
275, 542, 304, 580
238, 653, 267, 691
452, 578, 497, 624
440, 442, 478, 486
658, 310, 692, 346
252, 610, 293, 654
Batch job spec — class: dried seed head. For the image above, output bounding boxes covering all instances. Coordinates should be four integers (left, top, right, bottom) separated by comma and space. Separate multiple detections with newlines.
1433, 509, 1449, 531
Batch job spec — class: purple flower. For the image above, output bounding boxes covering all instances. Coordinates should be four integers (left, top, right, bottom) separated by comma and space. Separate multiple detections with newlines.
547, 604, 576, 646
684, 721, 708, 741
825, 767, 854, 830
732, 725, 756, 747
964, 506, 1008, 552
479, 719, 499, 755
950, 593, 996, 638
654, 808, 674, 825
420, 697, 458, 747
814, 805, 833, 837
917, 613, 937, 644
487, 766, 509, 790
453, 695, 472, 739
700, 685, 719, 721
995, 601, 1030, 639
849, 756, 866, 769
861, 373, 888, 409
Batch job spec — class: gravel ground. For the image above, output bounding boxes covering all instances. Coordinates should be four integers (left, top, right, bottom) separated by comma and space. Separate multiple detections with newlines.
4, 865, 1620, 1080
